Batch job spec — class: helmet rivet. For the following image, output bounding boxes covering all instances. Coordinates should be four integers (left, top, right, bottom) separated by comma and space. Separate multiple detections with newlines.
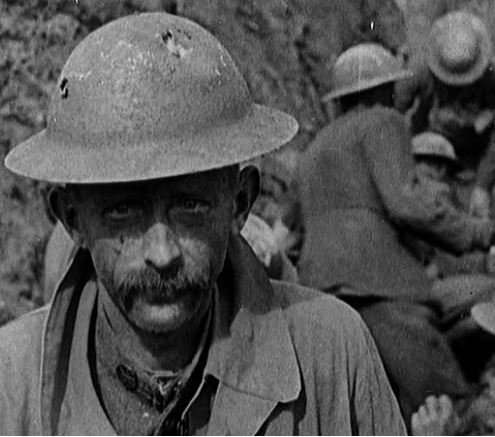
59, 77, 69, 99
160, 29, 191, 58
160, 30, 173, 45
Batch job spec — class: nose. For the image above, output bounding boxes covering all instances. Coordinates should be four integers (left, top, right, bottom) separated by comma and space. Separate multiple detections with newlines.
142, 222, 183, 275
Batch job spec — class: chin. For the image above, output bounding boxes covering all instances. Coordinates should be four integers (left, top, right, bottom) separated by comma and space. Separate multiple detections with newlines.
128, 296, 201, 333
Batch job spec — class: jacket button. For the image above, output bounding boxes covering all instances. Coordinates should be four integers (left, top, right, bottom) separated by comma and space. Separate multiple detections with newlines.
116, 364, 138, 391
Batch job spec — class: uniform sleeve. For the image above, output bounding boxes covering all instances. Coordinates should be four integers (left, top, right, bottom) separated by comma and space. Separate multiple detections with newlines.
362, 109, 494, 254
351, 317, 407, 436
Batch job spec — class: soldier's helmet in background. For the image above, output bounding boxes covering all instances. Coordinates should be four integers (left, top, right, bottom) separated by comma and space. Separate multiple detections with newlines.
323, 43, 412, 101
427, 11, 492, 86
412, 132, 458, 162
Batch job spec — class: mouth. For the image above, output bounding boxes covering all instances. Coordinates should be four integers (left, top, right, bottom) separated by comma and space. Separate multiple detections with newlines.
133, 292, 190, 308
118, 260, 213, 313
126, 294, 198, 332
122, 285, 191, 311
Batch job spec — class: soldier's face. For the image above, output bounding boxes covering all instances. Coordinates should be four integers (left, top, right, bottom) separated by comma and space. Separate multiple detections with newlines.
60, 167, 250, 334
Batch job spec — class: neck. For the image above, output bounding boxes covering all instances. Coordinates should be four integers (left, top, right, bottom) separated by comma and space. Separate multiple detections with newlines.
97, 282, 212, 372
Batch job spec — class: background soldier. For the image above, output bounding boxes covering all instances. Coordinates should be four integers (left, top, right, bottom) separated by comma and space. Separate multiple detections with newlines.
396, 11, 495, 219
298, 42, 495, 425
404, 132, 460, 275
412, 131, 459, 184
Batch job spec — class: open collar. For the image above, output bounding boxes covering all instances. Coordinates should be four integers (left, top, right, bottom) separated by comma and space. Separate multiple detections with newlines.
205, 235, 301, 435
39, 233, 301, 435
206, 234, 301, 402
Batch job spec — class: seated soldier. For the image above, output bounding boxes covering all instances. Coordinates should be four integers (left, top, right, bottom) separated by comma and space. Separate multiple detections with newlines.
413, 131, 459, 183
405, 132, 490, 278
403, 132, 461, 273
403, 133, 495, 381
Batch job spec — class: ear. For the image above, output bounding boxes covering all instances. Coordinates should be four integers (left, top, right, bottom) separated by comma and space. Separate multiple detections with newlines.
232, 165, 260, 233
48, 186, 87, 248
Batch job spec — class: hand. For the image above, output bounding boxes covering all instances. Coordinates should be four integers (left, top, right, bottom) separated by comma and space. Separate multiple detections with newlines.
425, 263, 440, 280
411, 395, 457, 436
474, 110, 494, 134
469, 186, 491, 219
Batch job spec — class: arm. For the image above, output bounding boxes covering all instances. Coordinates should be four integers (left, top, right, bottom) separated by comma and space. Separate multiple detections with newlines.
363, 108, 494, 254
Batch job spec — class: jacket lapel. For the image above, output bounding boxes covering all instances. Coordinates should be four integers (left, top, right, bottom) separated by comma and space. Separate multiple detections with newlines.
206, 234, 301, 435
40, 248, 94, 435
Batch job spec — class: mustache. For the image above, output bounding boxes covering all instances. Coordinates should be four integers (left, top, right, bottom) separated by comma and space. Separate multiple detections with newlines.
117, 264, 212, 311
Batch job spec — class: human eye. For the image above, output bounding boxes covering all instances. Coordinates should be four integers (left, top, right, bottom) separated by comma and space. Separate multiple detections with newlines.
104, 201, 144, 221
174, 198, 210, 214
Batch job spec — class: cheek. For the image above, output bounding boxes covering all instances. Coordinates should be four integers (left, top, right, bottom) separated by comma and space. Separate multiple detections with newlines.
180, 220, 232, 279
89, 237, 141, 291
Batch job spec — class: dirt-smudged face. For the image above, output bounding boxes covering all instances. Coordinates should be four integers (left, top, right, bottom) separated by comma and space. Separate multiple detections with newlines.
59, 167, 247, 334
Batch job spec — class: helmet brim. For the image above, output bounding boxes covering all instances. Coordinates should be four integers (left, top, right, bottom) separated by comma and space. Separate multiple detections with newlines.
5, 104, 298, 184
472, 301, 495, 335
322, 69, 413, 101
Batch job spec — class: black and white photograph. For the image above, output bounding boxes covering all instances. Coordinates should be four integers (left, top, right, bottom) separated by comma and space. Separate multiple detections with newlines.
2, 0, 495, 435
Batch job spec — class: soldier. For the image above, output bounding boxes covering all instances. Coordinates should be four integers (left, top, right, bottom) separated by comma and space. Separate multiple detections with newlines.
404, 132, 460, 274
409, 133, 495, 278
412, 131, 459, 183
298, 42, 495, 425
396, 11, 495, 219
0, 13, 406, 435
406, 134, 495, 382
